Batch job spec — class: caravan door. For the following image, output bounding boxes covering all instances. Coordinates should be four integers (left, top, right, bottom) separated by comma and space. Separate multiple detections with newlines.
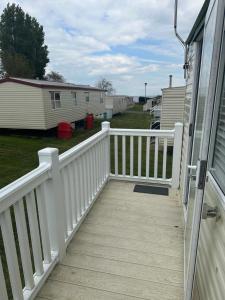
184, 0, 225, 299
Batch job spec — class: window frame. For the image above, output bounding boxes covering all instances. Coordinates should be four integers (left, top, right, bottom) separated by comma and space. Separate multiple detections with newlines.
72, 91, 77, 106
49, 91, 61, 109
84, 91, 90, 102
100, 92, 104, 103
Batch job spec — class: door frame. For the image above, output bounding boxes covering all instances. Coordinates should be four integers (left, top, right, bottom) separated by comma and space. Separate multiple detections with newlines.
184, 0, 225, 299
183, 33, 203, 210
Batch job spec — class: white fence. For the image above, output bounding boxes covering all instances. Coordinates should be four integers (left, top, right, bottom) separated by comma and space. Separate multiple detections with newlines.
109, 122, 182, 187
0, 121, 182, 299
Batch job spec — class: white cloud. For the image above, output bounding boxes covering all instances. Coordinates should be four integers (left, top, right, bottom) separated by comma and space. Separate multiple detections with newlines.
0, 0, 205, 95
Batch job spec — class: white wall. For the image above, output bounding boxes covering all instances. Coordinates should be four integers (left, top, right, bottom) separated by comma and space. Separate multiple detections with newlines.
105, 95, 130, 116
42, 88, 106, 129
160, 86, 186, 130
0, 82, 46, 129
0, 82, 106, 130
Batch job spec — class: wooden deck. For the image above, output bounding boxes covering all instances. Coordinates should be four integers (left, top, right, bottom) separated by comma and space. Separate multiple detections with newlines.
37, 181, 184, 300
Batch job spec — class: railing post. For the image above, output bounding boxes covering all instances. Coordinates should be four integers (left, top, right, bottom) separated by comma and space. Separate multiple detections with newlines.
171, 122, 183, 189
38, 148, 66, 261
101, 121, 111, 178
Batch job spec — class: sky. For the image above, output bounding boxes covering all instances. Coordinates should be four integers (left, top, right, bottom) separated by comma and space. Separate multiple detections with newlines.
0, 0, 205, 96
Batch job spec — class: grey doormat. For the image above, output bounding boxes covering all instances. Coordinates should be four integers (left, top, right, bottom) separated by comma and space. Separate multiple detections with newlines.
133, 185, 169, 196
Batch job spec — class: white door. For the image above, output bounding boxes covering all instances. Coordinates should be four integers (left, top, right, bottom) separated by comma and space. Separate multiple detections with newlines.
193, 25, 225, 300
184, 0, 225, 299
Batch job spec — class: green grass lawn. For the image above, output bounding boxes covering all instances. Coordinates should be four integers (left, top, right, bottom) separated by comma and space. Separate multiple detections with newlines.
0, 111, 152, 188
127, 103, 144, 112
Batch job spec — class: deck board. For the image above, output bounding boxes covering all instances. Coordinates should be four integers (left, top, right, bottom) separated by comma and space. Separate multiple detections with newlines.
38, 181, 184, 300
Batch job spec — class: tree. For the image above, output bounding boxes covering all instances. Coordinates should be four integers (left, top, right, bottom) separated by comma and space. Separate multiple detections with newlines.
2, 53, 34, 78
96, 78, 115, 95
45, 71, 65, 82
0, 3, 49, 78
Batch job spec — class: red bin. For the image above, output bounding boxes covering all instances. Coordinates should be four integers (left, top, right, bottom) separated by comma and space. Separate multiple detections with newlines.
57, 122, 73, 139
85, 114, 94, 129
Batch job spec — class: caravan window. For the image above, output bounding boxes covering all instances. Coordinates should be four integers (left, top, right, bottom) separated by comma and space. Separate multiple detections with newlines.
100, 92, 104, 103
72, 92, 77, 105
85, 92, 90, 102
212, 71, 225, 193
50, 91, 61, 109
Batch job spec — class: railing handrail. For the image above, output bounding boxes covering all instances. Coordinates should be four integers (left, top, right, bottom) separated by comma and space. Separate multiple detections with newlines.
0, 163, 50, 214
59, 129, 108, 169
109, 128, 174, 137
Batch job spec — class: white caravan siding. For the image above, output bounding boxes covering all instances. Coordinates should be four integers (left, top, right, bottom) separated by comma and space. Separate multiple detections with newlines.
42, 89, 105, 129
0, 82, 45, 129
0, 81, 105, 130
160, 86, 186, 130
105, 96, 129, 117
195, 177, 225, 300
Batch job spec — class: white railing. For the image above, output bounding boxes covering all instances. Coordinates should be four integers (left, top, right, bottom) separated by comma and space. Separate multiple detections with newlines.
0, 122, 110, 300
109, 122, 183, 187
0, 121, 182, 299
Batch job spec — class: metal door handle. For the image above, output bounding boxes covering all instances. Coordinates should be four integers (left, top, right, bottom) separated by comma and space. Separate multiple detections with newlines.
202, 203, 220, 220
188, 165, 197, 180
188, 165, 197, 170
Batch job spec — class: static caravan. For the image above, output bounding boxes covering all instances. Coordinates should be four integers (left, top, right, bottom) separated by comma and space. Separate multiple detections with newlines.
160, 86, 186, 130
0, 77, 105, 130
105, 95, 132, 119
143, 95, 161, 112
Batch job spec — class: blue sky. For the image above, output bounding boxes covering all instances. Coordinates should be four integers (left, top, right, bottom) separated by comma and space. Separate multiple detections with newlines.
0, 0, 205, 95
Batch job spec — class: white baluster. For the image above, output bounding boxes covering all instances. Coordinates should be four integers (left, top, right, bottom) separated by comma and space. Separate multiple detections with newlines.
89, 148, 94, 202
82, 154, 88, 208
86, 150, 91, 204
78, 156, 85, 214
0, 210, 23, 299
93, 144, 98, 194
138, 136, 142, 177
122, 135, 126, 176
26, 191, 44, 276
163, 138, 168, 179
74, 159, 82, 219
68, 164, 77, 224
146, 136, 150, 178
14, 199, 35, 289
154, 137, 159, 178
36, 184, 52, 263
62, 168, 73, 233
130, 136, 134, 177
114, 135, 118, 176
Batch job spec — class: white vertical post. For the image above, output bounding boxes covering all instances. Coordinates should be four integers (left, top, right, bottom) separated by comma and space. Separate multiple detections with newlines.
14, 199, 35, 288
0, 210, 23, 299
101, 121, 110, 178
146, 136, 150, 178
162, 138, 168, 179
122, 135, 126, 176
138, 136, 142, 177
130, 136, 134, 177
38, 148, 66, 261
171, 122, 183, 189
154, 137, 159, 178
114, 135, 118, 176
